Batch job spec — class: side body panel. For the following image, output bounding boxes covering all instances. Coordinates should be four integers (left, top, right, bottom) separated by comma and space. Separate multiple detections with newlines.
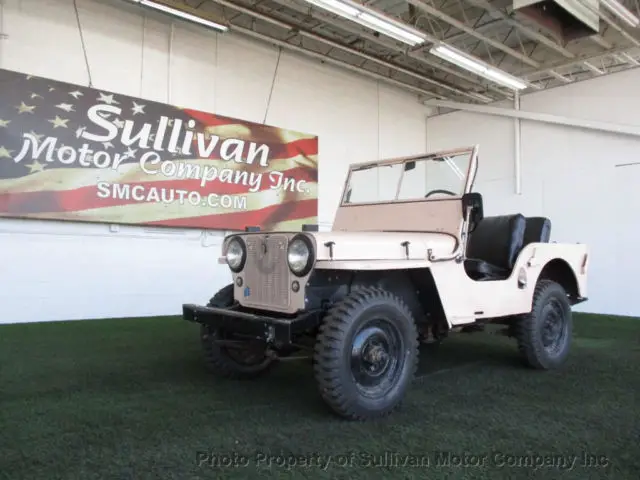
429, 242, 588, 325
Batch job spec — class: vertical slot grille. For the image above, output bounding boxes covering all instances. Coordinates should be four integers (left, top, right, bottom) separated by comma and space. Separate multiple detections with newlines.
243, 235, 290, 309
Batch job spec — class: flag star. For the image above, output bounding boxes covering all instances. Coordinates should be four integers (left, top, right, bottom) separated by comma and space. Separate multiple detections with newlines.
48, 116, 70, 128
149, 133, 156, 141
103, 141, 114, 150
69, 90, 84, 99
131, 102, 146, 115
30, 93, 43, 99
26, 160, 46, 174
16, 102, 36, 114
28, 131, 44, 141
98, 92, 119, 105
97, 112, 112, 119
48, 87, 55, 92
167, 119, 174, 127
124, 147, 137, 159
0, 119, 10, 128
56, 103, 75, 112
0, 146, 14, 158
113, 118, 124, 129
75, 127, 86, 138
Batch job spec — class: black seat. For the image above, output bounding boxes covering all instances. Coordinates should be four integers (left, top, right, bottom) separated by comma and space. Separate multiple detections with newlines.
523, 217, 551, 245
464, 214, 526, 281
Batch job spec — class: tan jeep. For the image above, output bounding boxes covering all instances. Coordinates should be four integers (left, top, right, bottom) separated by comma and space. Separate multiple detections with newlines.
182, 145, 589, 420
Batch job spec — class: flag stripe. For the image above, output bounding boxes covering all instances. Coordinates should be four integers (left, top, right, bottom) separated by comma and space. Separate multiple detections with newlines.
270, 216, 320, 231
186, 109, 317, 143
145, 199, 318, 229
16, 183, 318, 223
187, 136, 318, 162
0, 167, 317, 214
0, 154, 318, 193
2, 199, 317, 230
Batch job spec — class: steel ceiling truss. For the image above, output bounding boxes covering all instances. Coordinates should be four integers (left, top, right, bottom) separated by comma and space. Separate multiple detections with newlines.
143, 0, 640, 102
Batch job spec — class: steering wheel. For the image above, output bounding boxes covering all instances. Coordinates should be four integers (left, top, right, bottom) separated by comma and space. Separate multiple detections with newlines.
424, 189, 457, 198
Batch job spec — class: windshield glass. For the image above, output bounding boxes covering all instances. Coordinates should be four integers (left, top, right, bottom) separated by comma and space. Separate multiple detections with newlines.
342, 151, 472, 205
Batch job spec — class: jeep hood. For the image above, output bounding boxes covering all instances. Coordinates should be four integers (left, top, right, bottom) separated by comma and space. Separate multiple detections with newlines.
307, 231, 457, 262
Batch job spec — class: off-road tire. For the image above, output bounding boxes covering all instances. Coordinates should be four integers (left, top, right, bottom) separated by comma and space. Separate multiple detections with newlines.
200, 284, 275, 380
515, 279, 573, 370
313, 286, 419, 420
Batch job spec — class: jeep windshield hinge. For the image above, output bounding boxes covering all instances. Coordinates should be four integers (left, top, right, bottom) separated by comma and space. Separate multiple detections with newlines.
401, 241, 410, 259
324, 241, 335, 260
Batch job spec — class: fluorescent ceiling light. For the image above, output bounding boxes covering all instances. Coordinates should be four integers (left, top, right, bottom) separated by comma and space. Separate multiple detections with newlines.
302, 0, 426, 46
429, 44, 528, 90
600, 0, 640, 28
129, 0, 228, 32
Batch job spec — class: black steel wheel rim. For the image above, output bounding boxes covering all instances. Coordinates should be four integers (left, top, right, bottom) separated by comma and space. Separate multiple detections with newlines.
540, 297, 567, 355
350, 319, 404, 398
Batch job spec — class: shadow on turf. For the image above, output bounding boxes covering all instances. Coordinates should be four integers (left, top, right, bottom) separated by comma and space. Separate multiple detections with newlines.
184, 331, 526, 419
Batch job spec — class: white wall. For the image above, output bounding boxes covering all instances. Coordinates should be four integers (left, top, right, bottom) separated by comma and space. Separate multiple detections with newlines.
0, 0, 428, 323
426, 68, 640, 317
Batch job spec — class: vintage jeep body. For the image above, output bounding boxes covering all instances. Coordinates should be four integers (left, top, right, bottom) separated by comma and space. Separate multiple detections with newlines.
182, 145, 589, 420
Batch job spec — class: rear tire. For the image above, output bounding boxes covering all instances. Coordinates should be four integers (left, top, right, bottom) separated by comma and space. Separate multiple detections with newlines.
313, 286, 419, 420
515, 280, 573, 370
200, 284, 275, 379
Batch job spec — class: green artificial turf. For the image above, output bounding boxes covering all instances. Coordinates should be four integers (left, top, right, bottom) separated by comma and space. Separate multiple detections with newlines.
1, 313, 638, 480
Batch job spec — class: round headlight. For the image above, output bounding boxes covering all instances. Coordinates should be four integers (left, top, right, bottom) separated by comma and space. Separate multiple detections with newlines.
287, 236, 313, 276
226, 237, 246, 272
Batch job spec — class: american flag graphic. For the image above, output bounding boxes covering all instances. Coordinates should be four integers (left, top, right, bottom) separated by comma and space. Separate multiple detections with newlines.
0, 68, 318, 230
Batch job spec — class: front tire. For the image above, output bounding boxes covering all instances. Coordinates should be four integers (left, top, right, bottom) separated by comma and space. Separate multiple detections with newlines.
200, 284, 275, 380
515, 280, 573, 369
313, 286, 419, 420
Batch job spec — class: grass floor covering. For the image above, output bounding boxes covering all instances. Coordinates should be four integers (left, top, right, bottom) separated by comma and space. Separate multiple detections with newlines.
1, 313, 638, 479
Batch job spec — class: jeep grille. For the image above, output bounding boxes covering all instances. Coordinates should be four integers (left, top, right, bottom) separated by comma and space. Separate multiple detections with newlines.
243, 234, 291, 309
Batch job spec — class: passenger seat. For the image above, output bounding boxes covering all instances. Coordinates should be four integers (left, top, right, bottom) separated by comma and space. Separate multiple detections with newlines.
464, 214, 527, 281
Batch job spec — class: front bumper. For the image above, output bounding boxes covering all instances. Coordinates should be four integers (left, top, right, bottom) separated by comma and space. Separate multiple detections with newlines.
182, 304, 322, 345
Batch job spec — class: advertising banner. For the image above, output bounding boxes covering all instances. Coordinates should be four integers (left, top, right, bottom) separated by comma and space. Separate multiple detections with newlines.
0, 68, 318, 230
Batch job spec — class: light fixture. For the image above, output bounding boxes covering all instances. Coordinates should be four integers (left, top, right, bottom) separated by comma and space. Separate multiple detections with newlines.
600, 0, 640, 28
302, 0, 426, 46
429, 44, 528, 90
129, 0, 228, 32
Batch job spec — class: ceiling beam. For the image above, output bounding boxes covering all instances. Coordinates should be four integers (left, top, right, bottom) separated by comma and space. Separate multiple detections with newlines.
263, 0, 508, 96
210, 0, 482, 100
424, 99, 640, 137
522, 44, 640, 79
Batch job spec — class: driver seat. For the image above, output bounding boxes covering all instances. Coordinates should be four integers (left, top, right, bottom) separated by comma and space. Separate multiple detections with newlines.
464, 214, 527, 281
